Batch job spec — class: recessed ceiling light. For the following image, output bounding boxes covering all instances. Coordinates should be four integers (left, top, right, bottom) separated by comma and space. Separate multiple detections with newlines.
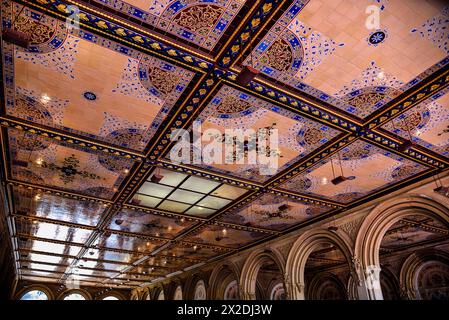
40, 93, 51, 104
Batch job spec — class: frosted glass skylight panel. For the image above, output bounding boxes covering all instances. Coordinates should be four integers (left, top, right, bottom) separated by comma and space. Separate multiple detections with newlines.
29, 240, 81, 256
180, 176, 220, 193
157, 200, 191, 213
27, 253, 73, 265
27, 262, 67, 273
197, 196, 231, 209
185, 206, 216, 217
152, 169, 188, 186
211, 184, 248, 199
135, 194, 163, 208
167, 189, 204, 204
139, 182, 174, 198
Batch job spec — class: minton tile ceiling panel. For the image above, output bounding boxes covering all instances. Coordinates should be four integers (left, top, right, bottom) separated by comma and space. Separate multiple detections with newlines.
184, 225, 268, 249
17, 238, 82, 257
12, 186, 105, 227
131, 265, 172, 278
81, 248, 144, 264
19, 262, 69, 274
93, 232, 166, 253
219, 193, 330, 231
7, 127, 135, 200
146, 254, 193, 270
20, 252, 74, 266
244, 0, 448, 118
381, 88, 449, 159
305, 243, 346, 269
132, 168, 250, 217
73, 260, 130, 272
15, 219, 93, 244
2, 3, 195, 152
168, 85, 341, 183
381, 215, 449, 250
166, 242, 226, 261
279, 140, 430, 204
100, 0, 245, 50
108, 208, 197, 238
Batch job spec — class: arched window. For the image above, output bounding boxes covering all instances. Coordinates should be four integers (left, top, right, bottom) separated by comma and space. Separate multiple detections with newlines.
174, 286, 183, 300
102, 296, 119, 300
20, 290, 49, 300
194, 280, 206, 300
63, 293, 86, 300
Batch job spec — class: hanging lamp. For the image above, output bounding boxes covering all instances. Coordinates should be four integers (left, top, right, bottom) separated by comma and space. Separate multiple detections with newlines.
395, 117, 416, 152
151, 167, 164, 183
236, 38, 259, 86
330, 152, 348, 185
2, 6, 36, 49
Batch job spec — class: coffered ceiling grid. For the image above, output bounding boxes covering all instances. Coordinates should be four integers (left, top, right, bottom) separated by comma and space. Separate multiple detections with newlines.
1, 0, 449, 288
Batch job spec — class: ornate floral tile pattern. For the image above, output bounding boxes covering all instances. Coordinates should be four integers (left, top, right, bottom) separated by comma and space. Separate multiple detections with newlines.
279, 140, 430, 204
8, 128, 135, 199
93, 0, 245, 50
179, 85, 341, 183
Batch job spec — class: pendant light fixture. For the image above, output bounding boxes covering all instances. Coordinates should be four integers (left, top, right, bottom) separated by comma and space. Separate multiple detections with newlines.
433, 174, 448, 196
236, 38, 260, 86
331, 152, 348, 185
151, 167, 164, 183
395, 117, 416, 152
2, 6, 41, 49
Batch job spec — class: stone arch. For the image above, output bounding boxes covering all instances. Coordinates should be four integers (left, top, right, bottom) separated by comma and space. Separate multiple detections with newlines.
184, 273, 208, 300
142, 287, 151, 300
379, 267, 401, 300
165, 278, 183, 300
15, 284, 54, 300
151, 284, 166, 300
399, 249, 449, 300
208, 262, 240, 299
130, 290, 141, 300
240, 248, 286, 300
286, 229, 354, 299
307, 273, 347, 300
354, 194, 449, 299
58, 288, 92, 300
97, 291, 127, 300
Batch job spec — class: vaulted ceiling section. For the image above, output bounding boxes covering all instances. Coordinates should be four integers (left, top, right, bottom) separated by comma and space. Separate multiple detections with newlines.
1, 0, 448, 289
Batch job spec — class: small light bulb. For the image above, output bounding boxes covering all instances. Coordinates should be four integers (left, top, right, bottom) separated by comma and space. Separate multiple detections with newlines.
40, 94, 51, 104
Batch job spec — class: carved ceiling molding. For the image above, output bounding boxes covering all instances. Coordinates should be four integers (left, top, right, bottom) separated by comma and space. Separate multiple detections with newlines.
0, 117, 143, 161
339, 217, 365, 243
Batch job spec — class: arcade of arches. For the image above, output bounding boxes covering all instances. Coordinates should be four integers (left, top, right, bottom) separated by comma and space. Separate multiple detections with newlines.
1, 0, 449, 302
4, 174, 449, 300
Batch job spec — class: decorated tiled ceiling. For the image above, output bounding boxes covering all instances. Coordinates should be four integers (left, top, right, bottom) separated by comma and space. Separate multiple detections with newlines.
1, 0, 448, 289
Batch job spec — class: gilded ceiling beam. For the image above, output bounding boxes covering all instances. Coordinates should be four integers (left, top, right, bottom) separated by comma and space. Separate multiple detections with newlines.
13, 0, 213, 73
365, 65, 449, 129
0, 116, 144, 161
156, 159, 263, 190
6, 180, 113, 204
361, 133, 448, 169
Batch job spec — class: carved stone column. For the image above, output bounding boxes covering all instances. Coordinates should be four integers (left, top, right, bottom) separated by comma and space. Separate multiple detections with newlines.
350, 256, 375, 300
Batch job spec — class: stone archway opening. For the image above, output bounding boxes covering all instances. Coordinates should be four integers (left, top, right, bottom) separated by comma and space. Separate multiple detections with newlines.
304, 242, 349, 300
355, 196, 449, 300
256, 259, 285, 300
